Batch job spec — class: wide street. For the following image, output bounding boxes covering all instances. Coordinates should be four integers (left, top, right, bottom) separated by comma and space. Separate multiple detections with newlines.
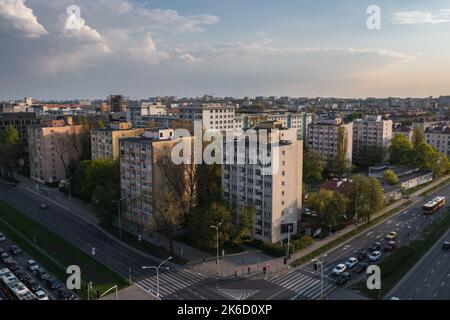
1, 179, 450, 300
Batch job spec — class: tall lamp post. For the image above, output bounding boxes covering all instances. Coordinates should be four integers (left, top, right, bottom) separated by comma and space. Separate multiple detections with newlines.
142, 256, 172, 299
210, 223, 222, 277
311, 254, 327, 300
283, 220, 296, 260
112, 198, 124, 239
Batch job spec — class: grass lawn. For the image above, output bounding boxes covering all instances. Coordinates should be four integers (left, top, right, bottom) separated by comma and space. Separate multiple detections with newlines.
353, 210, 450, 299
0, 201, 128, 299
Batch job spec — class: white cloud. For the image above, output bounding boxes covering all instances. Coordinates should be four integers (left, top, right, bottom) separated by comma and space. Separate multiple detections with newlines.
393, 10, 450, 24
178, 52, 202, 64
0, 0, 47, 37
129, 34, 169, 64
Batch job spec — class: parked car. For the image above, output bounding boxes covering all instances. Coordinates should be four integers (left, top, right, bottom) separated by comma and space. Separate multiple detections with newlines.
369, 242, 382, 252
0, 232, 6, 242
56, 288, 74, 300
303, 208, 311, 216
37, 268, 50, 280
386, 232, 397, 240
345, 257, 358, 269
354, 263, 368, 273
336, 272, 352, 285
1, 251, 9, 261
40, 204, 49, 209
356, 250, 368, 261
442, 241, 450, 250
369, 251, 382, 261
26, 279, 42, 293
27, 260, 39, 272
46, 277, 61, 290
332, 264, 347, 276
9, 245, 22, 255
15, 270, 31, 282
384, 241, 397, 252
35, 290, 49, 301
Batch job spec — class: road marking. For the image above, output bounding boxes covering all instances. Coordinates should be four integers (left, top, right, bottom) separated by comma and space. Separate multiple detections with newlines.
434, 292, 438, 298
431, 269, 435, 274
416, 287, 420, 292
441, 282, 446, 287
424, 277, 429, 282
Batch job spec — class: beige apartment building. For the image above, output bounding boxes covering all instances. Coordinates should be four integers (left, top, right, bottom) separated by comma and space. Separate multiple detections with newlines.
222, 121, 303, 243
352, 115, 393, 163
307, 118, 353, 163
119, 128, 191, 228
179, 103, 237, 131
425, 126, 450, 157
28, 119, 82, 184
91, 122, 144, 160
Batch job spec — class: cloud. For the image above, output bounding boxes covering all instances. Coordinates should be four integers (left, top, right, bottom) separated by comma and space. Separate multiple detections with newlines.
393, 10, 450, 24
0, 0, 47, 37
129, 34, 169, 64
178, 52, 202, 64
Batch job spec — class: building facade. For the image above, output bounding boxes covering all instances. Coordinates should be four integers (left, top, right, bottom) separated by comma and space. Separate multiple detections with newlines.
425, 126, 450, 157
0, 112, 40, 143
179, 103, 237, 131
222, 122, 303, 243
109, 95, 126, 113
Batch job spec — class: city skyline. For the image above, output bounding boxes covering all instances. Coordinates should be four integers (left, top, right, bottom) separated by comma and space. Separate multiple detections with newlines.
1, 0, 450, 100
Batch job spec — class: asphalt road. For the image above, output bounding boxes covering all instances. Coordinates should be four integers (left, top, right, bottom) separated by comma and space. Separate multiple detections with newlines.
387, 228, 450, 300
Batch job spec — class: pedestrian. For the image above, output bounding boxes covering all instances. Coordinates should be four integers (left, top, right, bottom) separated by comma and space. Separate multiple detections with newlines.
235, 270, 238, 277
248, 266, 251, 274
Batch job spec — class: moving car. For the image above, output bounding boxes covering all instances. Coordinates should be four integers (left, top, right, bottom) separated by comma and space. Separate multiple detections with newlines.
0, 232, 6, 242
369, 251, 382, 261
386, 232, 397, 240
336, 272, 352, 285
369, 242, 382, 252
332, 264, 347, 276
37, 268, 50, 280
345, 257, 358, 269
443, 241, 450, 250
356, 250, 368, 261
40, 204, 49, 209
354, 263, 368, 273
35, 290, 49, 301
384, 241, 397, 252
27, 260, 39, 272
9, 245, 22, 255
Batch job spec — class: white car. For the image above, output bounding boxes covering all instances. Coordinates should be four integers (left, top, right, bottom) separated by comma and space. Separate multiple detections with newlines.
35, 290, 49, 301
369, 251, 382, 261
303, 208, 311, 216
345, 257, 358, 269
27, 260, 39, 272
0, 233, 5, 242
332, 264, 347, 276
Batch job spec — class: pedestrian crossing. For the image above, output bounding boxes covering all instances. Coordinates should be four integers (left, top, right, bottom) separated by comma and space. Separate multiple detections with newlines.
269, 271, 335, 300
136, 269, 207, 299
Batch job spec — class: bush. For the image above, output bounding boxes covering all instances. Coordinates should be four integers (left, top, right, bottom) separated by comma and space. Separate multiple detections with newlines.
261, 242, 285, 257
291, 235, 314, 252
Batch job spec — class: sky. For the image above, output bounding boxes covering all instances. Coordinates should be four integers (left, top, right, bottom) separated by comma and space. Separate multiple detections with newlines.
1, 0, 450, 100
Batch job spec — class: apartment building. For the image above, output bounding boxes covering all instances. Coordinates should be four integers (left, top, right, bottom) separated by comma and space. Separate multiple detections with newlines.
109, 95, 126, 113
307, 118, 353, 163
127, 102, 168, 128
393, 124, 413, 142
28, 119, 82, 184
425, 126, 450, 157
267, 113, 313, 140
352, 115, 393, 163
179, 103, 237, 131
222, 122, 303, 243
0, 112, 40, 143
91, 122, 145, 160
119, 128, 191, 228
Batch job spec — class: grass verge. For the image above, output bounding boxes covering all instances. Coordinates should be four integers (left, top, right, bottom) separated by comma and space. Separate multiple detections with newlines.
290, 201, 413, 267
353, 210, 450, 299
419, 177, 450, 197
0, 201, 128, 299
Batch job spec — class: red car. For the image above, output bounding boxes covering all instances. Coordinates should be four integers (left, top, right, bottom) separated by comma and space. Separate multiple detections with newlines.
384, 241, 397, 252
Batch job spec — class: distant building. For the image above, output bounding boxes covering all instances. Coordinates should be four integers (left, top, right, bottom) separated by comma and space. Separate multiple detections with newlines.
307, 117, 353, 164
393, 124, 413, 142
425, 126, 450, 157
28, 118, 82, 184
127, 102, 167, 128
222, 122, 303, 243
91, 122, 145, 160
109, 95, 126, 113
0, 112, 40, 143
179, 103, 237, 131
352, 115, 393, 164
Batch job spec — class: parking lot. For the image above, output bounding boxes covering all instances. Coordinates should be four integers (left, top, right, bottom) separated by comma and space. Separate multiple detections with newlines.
0, 232, 77, 300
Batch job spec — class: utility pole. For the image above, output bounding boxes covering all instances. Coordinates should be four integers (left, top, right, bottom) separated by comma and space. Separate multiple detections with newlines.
210, 223, 222, 277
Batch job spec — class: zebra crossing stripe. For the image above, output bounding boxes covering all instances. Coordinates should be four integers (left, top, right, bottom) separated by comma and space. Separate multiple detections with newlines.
308, 283, 334, 300
284, 276, 316, 290
277, 273, 307, 286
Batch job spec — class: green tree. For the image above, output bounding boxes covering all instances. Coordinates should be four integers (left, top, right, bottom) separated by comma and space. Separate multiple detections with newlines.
383, 169, 399, 185
231, 205, 255, 245
0, 126, 21, 177
328, 126, 351, 178
389, 134, 414, 164
412, 125, 425, 151
415, 143, 449, 178
366, 178, 385, 224
308, 189, 340, 227
303, 150, 325, 184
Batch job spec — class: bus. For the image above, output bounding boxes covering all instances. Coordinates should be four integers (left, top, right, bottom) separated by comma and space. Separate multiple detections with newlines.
0, 268, 37, 301
422, 196, 446, 215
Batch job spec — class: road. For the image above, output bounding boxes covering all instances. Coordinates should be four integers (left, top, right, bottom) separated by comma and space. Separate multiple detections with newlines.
260, 183, 450, 300
387, 228, 450, 300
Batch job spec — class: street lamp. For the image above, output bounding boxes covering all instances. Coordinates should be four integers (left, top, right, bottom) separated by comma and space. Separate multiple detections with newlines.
311, 254, 327, 300
210, 223, 222, 277
112, 198, 124, 239
142, 256, 172, 299
283, 220, 296, 261
61, 177, 73, 206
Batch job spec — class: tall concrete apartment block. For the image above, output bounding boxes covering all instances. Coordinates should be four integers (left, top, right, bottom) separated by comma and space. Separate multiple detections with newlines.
28, 118, 82, 184
307, 117, 353, 163
119, 128, 191, 228
425, 126, 450, 157
179, 103, 237, 131
91, 122, 145, 160
352, 115, 393, 163
222, 122, 303, 243
109, 95, 126, 113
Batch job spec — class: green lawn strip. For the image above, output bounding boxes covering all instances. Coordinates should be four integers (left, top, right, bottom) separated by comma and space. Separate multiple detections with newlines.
100, 222, 188, 265
0, 201, 128, 299
291, 201, 413, 267
353, 210, 450, 299
419, 177, 450, 197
